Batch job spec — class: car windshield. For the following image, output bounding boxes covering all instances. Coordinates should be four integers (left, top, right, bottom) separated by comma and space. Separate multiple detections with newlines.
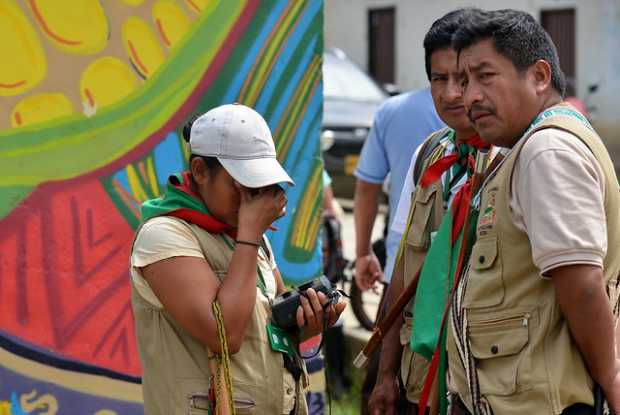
323, 52, 386, 102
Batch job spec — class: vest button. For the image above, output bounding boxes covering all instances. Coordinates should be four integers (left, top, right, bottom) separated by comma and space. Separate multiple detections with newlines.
479, 255, 486, 264
286, 387, 294, 395
491, 345, 499, 354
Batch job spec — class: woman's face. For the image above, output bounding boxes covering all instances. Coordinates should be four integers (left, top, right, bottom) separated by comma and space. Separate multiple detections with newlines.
191, 158, 241, 227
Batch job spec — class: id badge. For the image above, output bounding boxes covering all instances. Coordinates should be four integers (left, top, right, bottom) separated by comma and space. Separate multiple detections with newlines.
266, 323, 296, 356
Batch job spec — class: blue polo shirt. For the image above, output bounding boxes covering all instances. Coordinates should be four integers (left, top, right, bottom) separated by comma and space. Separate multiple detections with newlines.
354, 88, 445, 281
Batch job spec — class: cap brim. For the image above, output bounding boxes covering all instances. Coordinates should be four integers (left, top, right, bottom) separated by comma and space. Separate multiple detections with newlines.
218, 157, 295, 188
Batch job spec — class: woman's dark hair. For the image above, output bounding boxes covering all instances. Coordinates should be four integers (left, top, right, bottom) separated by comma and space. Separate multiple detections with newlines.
183, 117, 222, 176
423, 8, 479, 81
452, 8, 566, 97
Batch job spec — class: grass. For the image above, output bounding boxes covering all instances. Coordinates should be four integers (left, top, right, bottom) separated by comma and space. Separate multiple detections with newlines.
327, 369, 364, 414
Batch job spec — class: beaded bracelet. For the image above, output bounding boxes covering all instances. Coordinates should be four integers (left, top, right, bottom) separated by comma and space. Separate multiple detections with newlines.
235, 239, 261, 248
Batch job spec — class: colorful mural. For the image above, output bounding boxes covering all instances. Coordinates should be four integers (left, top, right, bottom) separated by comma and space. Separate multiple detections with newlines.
0, 0, 324, 412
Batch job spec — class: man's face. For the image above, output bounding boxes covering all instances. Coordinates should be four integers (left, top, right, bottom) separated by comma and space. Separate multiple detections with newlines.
429, 48, 474, 135
458, 39, 541, 147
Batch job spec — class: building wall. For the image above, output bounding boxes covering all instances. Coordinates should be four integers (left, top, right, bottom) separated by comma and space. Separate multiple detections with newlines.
0, 1, 323, 413
324, 0, 620, 161
325, 0, 602, 95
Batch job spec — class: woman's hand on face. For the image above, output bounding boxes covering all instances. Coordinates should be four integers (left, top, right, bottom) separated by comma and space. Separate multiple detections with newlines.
236, 183, 287, 236
295, 288, 347, 339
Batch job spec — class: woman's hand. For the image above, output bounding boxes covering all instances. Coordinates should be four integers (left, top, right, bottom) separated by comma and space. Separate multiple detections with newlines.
295, 288, 347, 339
236, 183, 287, 239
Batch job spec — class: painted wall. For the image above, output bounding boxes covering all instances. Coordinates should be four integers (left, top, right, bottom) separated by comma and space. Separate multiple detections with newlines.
0, 0, 323, 413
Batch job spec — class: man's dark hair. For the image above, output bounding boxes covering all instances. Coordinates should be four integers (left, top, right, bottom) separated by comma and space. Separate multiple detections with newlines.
183, 117, 222, 175
423, 8, 479, 81
452, 9, 566, 96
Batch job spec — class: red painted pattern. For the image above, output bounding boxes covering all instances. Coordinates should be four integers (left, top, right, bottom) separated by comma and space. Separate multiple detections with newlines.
0, 0, 260, 378
0, 180, 140, 376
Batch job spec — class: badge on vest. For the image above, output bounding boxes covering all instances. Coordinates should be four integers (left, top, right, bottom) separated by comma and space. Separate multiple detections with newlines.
478, 189, 497, 235
266, 323, 297, 356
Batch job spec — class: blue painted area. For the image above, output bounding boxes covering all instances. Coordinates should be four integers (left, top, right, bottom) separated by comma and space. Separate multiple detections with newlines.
0, 363, 142, 414
255, 2, 321, 113
282, 89, 321, 174
268, 89, 322, 284
306, 391, 326, 415
267, 34, 319, 131
153, 132, 185, 185
222, 0, 289, 103
10, 393, 28, 415
113, 169, 129, 192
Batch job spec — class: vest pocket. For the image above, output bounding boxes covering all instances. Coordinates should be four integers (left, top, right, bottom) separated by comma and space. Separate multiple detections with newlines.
406, 186, 437, 250
178, 378, 211, 415
399, 314, 429, 400
187, 392, 211, 415
463, 237, 505, 309
468, 314, 531, 396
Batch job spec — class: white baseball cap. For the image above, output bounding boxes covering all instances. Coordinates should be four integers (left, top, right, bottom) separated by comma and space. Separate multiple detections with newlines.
189, 103, 294, 188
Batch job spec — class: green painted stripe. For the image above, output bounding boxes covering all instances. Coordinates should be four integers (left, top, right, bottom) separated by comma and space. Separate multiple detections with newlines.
0, 1, 244, 186
262, 13, 321, 122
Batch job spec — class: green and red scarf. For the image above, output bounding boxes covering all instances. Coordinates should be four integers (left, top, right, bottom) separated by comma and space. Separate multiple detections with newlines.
411, 134, 488, 414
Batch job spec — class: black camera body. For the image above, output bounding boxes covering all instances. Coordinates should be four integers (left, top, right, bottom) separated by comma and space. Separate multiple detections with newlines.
271, 275, 340, 331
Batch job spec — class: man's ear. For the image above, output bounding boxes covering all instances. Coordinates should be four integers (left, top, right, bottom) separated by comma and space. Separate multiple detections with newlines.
190, 157, 208, 185
530, 59, 553, 95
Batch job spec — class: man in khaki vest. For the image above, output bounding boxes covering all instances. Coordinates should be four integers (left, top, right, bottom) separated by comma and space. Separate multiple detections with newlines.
449, 9, 620, 415
368, 8, 487, 414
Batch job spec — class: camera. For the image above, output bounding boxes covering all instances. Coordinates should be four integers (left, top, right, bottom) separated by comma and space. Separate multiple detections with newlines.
270, 275, 340, 331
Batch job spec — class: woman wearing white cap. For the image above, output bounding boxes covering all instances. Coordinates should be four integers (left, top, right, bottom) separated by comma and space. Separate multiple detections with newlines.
130, 104, 345, 415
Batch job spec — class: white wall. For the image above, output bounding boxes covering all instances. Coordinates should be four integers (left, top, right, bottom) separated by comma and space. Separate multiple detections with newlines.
324, 0, 620, 147
324, 0, 609, 97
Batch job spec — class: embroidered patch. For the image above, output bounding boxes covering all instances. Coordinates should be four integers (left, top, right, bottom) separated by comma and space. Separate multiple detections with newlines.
478, 190, 497, 232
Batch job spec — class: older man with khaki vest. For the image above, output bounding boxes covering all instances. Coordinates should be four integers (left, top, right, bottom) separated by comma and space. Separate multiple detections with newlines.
448, 9, 620, 415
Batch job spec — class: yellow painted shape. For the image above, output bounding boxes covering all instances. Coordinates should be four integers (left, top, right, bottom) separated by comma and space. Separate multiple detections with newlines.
0, 401, 11, 415
0, 0, 46, 96
80, 57, 138, 112
20, 390, 58, 415
120, 0, 144, 5
152, 0, 191, 48
27, 0, 108, 55
184, 0, 219, 15
122, 16, 166, 79
11, 93, 74, 128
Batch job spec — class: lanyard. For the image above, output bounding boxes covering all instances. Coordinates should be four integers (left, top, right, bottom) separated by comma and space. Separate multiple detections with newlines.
525, 105, 593, 135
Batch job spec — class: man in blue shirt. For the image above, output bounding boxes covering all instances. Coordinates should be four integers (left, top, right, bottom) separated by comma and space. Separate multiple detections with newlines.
354, 88, 445, 289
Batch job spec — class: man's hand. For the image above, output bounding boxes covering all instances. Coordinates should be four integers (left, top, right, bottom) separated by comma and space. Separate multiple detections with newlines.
368, 375, 399, 415
355, 253, 384, 291
295, 288, 346, 339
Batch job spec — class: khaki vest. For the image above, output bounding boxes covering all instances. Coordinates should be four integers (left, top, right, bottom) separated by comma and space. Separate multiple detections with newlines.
131, 218, 309, 415
400, 128, 450, 403
448, 111, 620, 414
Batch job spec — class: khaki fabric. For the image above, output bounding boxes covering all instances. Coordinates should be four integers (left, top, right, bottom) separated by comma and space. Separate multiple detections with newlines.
399, 128, 450, 403
448, 110, 620, 414
131, 217, 308, 415
130, 216, 278, 307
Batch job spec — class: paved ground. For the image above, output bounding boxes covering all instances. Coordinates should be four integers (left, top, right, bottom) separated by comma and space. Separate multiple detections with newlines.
336, 200, 386, 343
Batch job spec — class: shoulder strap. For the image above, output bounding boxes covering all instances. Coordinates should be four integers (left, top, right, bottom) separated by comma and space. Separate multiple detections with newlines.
413, 127, 451, 185
260, 235, 272, 261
